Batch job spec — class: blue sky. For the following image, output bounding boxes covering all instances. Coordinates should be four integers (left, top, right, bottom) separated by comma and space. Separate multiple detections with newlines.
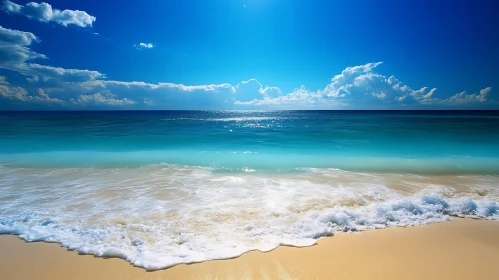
0, 0, 497, 110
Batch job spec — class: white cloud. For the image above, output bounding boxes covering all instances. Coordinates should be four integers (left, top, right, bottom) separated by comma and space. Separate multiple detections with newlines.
235, 85, 324, 108
0, 43, 46, 66
101, 80, 235, 92
0, 26, 105, 84
238, 62, 493, 108
0, 76, 8, 85
136, 43, 154, 49
0, 84, 29, 100
260, 86, 281, 98
70, 92, 135, 106
0, 25, 38, 46
441, 87, 491, 105
2, 1, 96, 27
0, 26, 494, 109
0, 84, 62, 103
25, 63, 105, 82
0, 25, 46, 68
33, 88, 63, 103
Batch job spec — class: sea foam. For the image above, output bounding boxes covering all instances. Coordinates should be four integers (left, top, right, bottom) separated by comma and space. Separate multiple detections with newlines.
1, 165, 498, 270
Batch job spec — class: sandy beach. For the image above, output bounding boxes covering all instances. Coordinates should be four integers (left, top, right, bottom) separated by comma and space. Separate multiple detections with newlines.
1, 218, 498, 280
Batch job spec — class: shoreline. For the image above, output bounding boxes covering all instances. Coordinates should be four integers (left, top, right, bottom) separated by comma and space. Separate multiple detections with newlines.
1, 218, 499, 279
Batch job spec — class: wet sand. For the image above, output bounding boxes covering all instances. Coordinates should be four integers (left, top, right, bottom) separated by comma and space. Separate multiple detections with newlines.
1, 218, 499, 280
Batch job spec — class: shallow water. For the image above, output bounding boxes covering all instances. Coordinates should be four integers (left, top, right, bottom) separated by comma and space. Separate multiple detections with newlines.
1, 111, 498, 269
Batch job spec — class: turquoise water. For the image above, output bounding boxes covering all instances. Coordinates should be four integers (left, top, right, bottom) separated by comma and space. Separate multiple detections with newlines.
1, 111, 499, 269
1, 110, 499, 173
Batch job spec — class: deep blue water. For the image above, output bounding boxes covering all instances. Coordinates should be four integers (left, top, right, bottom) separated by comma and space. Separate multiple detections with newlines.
1, 110, 498, 173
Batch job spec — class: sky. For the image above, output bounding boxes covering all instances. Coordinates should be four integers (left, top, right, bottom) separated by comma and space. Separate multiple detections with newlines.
0, 0, 498, 110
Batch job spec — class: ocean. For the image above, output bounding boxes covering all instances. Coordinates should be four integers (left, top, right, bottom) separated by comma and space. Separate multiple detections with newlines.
1, 110, 498, 269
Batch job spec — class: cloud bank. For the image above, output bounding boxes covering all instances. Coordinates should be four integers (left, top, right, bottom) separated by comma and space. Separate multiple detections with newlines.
2, 1, 96, 27
0, 26, 494, 110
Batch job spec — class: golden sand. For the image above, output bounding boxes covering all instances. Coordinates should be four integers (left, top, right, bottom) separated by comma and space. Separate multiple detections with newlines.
1, 218, 499, 280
